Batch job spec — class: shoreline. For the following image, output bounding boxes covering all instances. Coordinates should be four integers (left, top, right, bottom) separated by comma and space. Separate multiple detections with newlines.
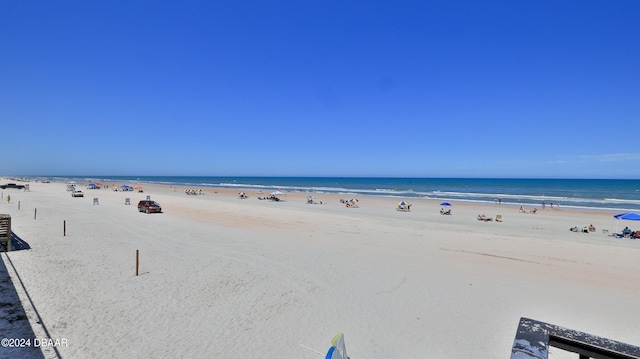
6, 176, 640, 213
1, 177, 639, 358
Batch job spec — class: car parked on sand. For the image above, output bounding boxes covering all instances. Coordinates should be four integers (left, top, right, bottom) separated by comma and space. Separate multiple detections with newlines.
72, 190, 84, 197
0, 183, 25, 189
138, 200, 162, 214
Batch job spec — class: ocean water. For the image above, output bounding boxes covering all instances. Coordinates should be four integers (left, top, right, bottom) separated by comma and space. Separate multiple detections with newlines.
47, 176, 640, 212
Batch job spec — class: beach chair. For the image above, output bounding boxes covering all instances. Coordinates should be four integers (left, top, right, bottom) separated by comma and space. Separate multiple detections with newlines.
496, 215, 503, 222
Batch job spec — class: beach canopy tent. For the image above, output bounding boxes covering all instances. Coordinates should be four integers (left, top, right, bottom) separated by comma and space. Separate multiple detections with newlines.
325, 333, 348, 359
397, 201, 411, 211
88, 183, 98, 189
614, 212, 640, 231
121, 185, 133, 191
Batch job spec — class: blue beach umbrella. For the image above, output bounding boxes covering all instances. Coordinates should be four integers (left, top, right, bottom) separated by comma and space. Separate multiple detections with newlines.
613, 212, 640, 231
440, 202, 451, 206
614, 212, 640, 221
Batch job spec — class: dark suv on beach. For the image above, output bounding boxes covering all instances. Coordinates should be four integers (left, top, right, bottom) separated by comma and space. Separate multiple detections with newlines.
0, 183, 25, 189
138, 200, 162, 214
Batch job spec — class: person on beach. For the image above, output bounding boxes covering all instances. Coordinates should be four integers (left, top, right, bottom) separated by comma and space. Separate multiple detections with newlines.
542, 200, 546, 209
589, 224, 596, 232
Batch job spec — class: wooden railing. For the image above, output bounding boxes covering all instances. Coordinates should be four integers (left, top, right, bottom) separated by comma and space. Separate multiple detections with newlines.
511, 317, 640, 359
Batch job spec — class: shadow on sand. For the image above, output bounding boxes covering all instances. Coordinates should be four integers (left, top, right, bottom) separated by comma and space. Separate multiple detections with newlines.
0, 232, 51, 359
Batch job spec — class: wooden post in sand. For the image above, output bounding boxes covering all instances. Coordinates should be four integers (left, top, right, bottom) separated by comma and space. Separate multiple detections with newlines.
64, 220, 66, 236
18, 201, 20, 210
34, 208, 37, 220
135, 250, 139, 276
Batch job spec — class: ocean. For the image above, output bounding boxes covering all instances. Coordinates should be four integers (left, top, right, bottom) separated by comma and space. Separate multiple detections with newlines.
45, 176, 640, 212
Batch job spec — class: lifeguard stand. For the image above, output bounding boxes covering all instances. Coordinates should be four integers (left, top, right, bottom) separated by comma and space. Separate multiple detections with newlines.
0, 214, 11, 251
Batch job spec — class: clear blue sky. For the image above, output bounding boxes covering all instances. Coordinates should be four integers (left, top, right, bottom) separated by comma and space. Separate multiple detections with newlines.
2, 1, 639, 178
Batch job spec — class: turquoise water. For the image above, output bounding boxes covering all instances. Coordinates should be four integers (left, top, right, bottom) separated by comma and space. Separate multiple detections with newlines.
47, 176, 640, 211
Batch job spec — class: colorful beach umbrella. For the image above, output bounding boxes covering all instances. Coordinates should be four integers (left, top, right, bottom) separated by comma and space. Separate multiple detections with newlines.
325, 333, 348, 359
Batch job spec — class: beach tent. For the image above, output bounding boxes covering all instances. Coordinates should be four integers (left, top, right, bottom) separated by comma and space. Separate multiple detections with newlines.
397, 201, 411, 211
325, 333, 348, 359
614, 212, 640, 231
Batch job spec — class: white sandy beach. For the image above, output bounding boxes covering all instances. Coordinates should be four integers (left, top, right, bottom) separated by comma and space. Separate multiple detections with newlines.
1, 179, 640, 358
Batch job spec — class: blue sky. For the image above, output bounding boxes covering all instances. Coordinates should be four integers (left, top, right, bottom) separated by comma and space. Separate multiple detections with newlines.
2, 1, 639, 178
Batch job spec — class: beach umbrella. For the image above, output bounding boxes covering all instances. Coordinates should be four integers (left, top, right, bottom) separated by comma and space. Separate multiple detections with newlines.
326, 333, 348, 359
270, 190, 286, 201
614, 212, 640, 221
398, 201, 409, 206
440, 202, 451, 206
614, 212, 640, 231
